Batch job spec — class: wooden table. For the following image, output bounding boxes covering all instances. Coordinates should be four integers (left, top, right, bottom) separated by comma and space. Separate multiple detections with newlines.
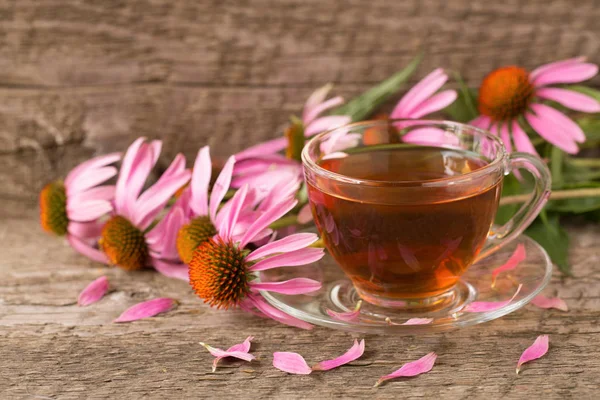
1, 199, 599, 399
1, 1, 600, 398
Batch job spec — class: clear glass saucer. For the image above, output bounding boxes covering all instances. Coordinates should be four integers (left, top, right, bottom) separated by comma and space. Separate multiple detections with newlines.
259, 235, 552, 333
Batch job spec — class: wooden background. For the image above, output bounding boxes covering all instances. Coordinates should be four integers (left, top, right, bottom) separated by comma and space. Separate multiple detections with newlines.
1, 0, 600, 399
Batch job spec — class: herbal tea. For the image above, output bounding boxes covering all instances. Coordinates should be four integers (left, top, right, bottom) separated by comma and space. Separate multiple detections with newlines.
307, 146, 502, 303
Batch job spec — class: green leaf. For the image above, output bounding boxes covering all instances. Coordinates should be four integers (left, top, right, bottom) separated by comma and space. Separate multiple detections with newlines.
443, 73, 479, 122
525, 212, 571, 275
549, 146, 564, 188
576, 117, 600, 142
330, 53, 422, 121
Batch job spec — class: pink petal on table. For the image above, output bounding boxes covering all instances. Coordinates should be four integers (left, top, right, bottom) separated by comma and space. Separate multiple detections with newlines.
326, 301, 362, 322
77, 276, 109, 306
273, 352, 312, 375
313, 339, 365, 371
531, 295, 568, 312
491, 243, 526, 287
200, 337, 255, 372
516, 335, 549, 374
114, 298, 176, 323
463, 284, 523, 313
402, 318, 434, 325
374, 352, 437, 387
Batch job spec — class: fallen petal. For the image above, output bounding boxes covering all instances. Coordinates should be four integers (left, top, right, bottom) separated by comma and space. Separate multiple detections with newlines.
491, 244, 526, 287
114, 298, 176, 323
531, 295, 568, 312
375, 352, 437, 387
517, 335, 549, 374
200, 337, 256, 372
313, 339, 365, 371
386, 317, 434, 326
326, 301, 362, 322
463, 284, 523, 313
77, 276, 109, 306
273, 352, 312, 375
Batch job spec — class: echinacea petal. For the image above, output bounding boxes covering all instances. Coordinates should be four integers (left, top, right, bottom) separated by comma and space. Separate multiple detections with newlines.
512, 121, 539, 155
525, 111, 579, 154
312, 339, 365, 371
65, 152, 121, 188
77, 276, 109, 306
491, 243, 526, 287
210, 156, 236, 223
246, 233, 319, 261
402, 127, 460, 147
532, 62, 598, 87
392, 68, 446, 118
303, 96, 345, 125
536, 88, 600, 113
67, 200, 113, 222
200, 340, 255, 372
246, 295, 313, 330
147, 207, 185, 261
190, 146, 211, 216
66, 166, 118, 197
516, 335, 549, 374
304, 116, 352, 137
303, 83, 333, 121
67, 235, 109, 264
469, 115, 492, 129
463, 284, 523, 312
115, 138, 146, 213
235, 137, 289, 160
151, 259, 189, 282
530, 295, 568, 311
239, 198, 298, 248
529, 57, 586, 81
250, 278, 322, 295
273, 352, 312, 375
374, 352, 437, 387
67, 221, 103, 239
386, 317, 434, 326
530, 103, 585, 143
121, 143, 157, 218
407, 90, 458, 119
326, 301, 362, 322
249, 247, 324, 272
297, 204, 314, 224
219, 184, 249, 240
114, 298, 176, 323
69, 185, 116, 206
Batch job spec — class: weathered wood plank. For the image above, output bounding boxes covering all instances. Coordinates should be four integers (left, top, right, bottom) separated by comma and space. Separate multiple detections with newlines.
0, 204, 599, 399
0, 0, 599, 88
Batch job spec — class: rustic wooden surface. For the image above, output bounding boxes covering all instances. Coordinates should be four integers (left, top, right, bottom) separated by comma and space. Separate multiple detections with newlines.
1, 0, 600, 399
1, 202, 600, 399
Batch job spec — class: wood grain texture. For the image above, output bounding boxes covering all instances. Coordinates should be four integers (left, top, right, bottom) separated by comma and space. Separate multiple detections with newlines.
0, 0, 600, 201
1, 204, 599, 399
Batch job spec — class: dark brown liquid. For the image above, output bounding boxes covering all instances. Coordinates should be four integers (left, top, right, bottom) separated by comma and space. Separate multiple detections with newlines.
308, 146, 501, 301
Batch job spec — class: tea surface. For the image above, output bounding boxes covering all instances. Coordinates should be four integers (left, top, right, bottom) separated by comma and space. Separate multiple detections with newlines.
308, 146, 501, 302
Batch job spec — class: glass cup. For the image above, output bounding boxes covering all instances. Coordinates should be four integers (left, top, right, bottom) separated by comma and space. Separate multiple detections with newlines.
302, 120, 551, 309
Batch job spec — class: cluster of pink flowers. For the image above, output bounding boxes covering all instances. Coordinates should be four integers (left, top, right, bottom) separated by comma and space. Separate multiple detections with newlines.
40, 58, 597, 331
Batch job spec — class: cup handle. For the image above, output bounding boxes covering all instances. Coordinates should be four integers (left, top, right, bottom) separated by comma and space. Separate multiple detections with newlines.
476, 152, 552, 261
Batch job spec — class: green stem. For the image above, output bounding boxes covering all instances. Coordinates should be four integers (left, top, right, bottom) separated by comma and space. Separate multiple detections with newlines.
268, 215, 299, 230
500, 187, 600, 206
222, 189, 237, 201
569, 158, 600, 168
